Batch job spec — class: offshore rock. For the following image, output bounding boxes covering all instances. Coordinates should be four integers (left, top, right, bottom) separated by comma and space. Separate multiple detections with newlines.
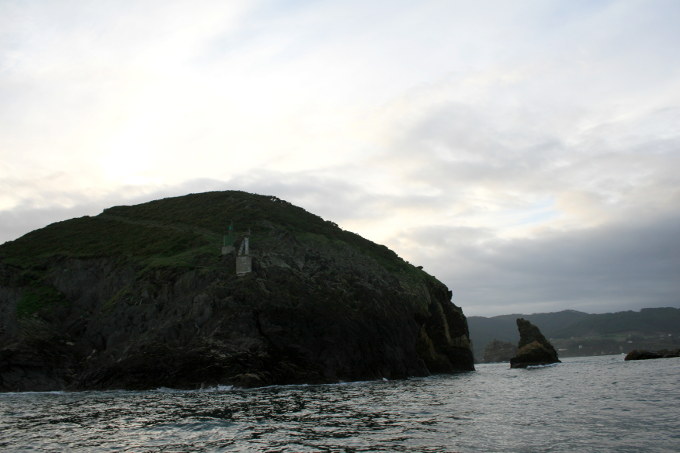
510, 318, 560, 368
624, 349, 680, 361
0, 191, 474, 391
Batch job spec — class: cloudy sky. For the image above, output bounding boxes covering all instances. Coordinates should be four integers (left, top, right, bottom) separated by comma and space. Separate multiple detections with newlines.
1, 0, 679, 316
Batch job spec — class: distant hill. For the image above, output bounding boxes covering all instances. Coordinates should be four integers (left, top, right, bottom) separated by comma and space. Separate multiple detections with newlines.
468, 307, 680, 362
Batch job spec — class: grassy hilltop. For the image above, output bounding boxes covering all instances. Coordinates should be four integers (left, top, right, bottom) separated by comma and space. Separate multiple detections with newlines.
2, 191, 408, 273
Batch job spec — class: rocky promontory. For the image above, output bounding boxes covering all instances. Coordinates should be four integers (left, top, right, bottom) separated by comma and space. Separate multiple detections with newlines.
510, 318, 560, 368
624, 349, 680, 361
0, 191, 474, 391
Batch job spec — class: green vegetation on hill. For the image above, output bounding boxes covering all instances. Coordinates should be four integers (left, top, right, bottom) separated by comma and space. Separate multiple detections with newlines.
1, 191, 418, 280
0, 191, 418, 325
1, 216, 207, 266
16, 286, 68, 319
551, 307, 680, 337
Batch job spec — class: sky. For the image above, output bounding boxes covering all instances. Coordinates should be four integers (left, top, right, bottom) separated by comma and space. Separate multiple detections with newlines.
1, 0, 679, 317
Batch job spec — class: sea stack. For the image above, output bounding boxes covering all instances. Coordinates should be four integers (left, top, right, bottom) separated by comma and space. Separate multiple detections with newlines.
509, 318, 560, 368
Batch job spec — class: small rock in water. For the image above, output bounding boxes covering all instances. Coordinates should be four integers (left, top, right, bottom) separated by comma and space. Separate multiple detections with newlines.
624, 349, 680, 361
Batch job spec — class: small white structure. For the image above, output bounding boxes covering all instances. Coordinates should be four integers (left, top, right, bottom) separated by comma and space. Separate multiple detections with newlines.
235, 231, 252, 276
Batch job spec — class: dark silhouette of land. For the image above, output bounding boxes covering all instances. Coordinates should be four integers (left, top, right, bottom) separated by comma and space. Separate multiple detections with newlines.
469, 307, 680, 362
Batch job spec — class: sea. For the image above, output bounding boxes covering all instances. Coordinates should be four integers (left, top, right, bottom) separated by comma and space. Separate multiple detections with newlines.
1, 355, 678, 452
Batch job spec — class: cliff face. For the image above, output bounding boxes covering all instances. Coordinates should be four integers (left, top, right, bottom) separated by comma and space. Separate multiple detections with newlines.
0, 191, 474, 391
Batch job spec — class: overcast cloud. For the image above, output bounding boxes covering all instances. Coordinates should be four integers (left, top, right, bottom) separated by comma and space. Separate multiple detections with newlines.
1, 0, 679, 316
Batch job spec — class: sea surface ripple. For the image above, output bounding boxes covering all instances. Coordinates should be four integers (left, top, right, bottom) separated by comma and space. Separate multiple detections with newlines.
1, 355, 679, 452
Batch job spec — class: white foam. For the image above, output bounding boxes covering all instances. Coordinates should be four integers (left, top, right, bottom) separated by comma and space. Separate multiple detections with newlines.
0, 390, 67, 396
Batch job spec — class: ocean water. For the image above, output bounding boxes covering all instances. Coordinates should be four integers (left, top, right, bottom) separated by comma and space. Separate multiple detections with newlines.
1, 355, 678, 452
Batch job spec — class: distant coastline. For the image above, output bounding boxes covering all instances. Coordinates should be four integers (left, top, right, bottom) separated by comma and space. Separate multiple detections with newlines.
468, 307, 680, 363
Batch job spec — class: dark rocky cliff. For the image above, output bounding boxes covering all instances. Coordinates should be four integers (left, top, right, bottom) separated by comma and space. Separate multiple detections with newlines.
510, 318, 560, 368
0, 191, 474, 391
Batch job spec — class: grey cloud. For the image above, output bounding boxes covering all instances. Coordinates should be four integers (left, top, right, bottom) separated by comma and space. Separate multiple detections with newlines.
377, 96, 680, 219
380, 102, 570, 192
224, 170, 450, 226
405, 213, 680, 316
